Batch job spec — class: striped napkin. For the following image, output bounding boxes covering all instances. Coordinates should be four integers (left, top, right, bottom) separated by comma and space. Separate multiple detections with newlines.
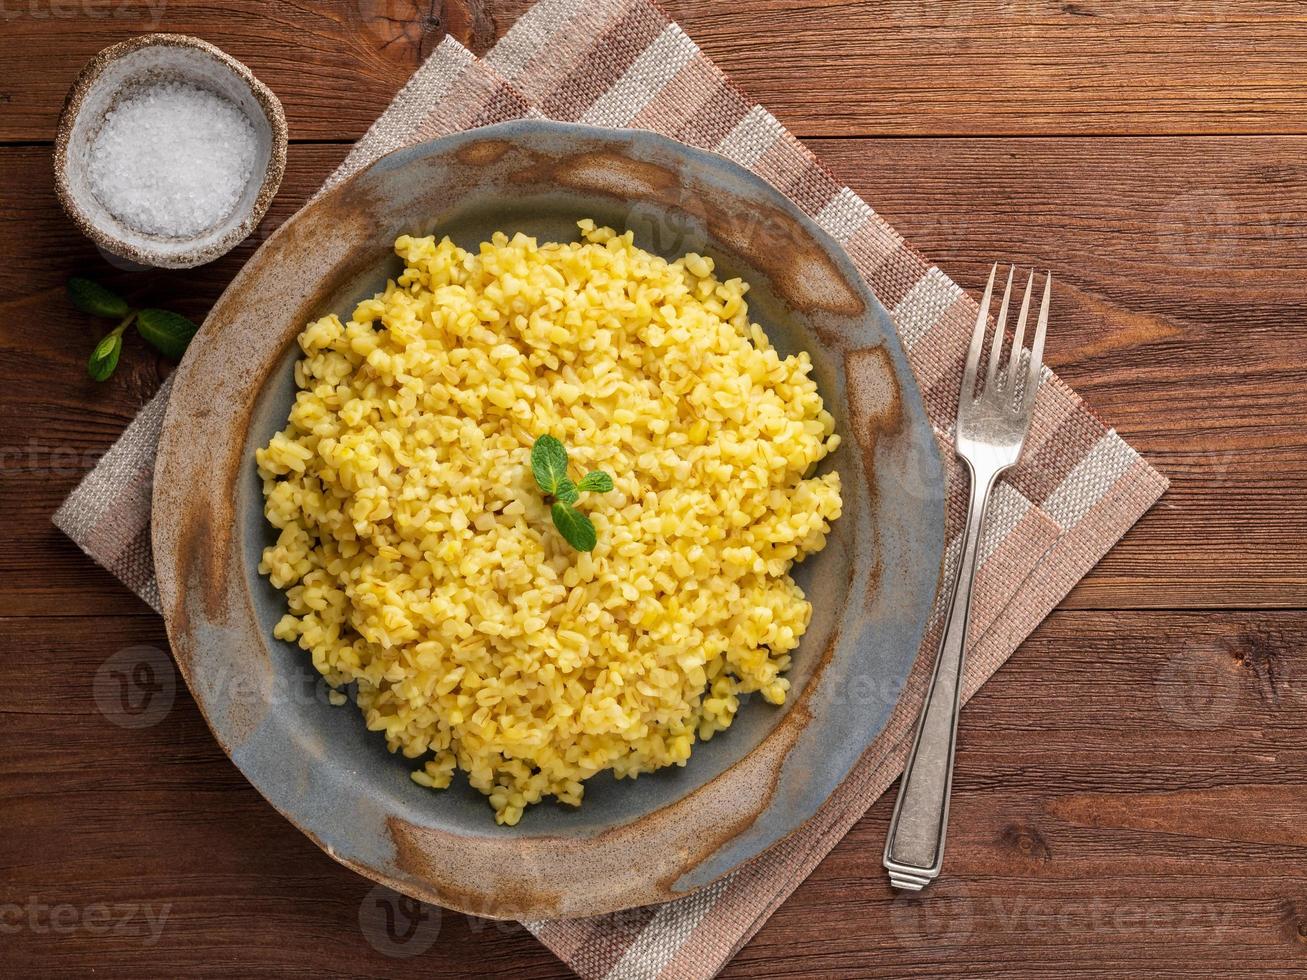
54, 0, 1168, 976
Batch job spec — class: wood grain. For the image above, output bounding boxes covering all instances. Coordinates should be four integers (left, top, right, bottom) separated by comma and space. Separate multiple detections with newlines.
811, 135, 1307, 608
3, 611, 1303, 976
729, 610, 1307, 979
4, 1, 1306, 976
0, 612, 569, 977
4, 134, 1304, 612
0, 144, 349, 616
7, 1, 1307, 141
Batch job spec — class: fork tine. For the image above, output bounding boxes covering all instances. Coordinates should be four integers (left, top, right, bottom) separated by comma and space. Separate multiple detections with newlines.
961, 264, 997, 403
1023, 273, 1052, 408
1006, 270, 1035, 398
985, 267, 1015, 391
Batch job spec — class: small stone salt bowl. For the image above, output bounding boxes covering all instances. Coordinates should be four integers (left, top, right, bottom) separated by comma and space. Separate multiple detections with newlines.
54, 34, 287, 270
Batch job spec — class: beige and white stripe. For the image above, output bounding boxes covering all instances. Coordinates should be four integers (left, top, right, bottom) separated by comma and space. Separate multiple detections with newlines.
579, 24, 699, 128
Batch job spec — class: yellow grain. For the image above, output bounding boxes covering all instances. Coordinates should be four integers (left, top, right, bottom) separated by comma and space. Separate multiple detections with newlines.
256, 223, 842, 824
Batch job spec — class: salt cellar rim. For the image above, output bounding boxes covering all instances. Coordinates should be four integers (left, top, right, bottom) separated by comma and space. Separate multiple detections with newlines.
53, 34, 288, 270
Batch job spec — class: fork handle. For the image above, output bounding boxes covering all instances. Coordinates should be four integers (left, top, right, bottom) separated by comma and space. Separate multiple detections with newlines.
883, 461, 997, 890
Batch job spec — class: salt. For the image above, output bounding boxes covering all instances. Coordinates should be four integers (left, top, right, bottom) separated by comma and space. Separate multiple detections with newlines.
87, 80, 258, 238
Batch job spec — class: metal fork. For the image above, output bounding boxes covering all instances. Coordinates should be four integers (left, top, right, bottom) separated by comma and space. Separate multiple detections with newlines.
883, 264, 1051, 891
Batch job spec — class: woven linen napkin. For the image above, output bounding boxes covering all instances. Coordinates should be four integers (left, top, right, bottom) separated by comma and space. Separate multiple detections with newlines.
55, 0, 1168, 976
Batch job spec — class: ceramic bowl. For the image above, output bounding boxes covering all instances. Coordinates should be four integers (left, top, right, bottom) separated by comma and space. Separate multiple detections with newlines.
152, 120, 946, 919
53, 33, 287, 270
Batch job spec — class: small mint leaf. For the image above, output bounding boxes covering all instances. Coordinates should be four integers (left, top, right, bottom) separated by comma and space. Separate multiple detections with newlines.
68, 277, 130, 319
555, 478, 579, 505
576, 470, 613, 494
531, 434, 569, 496
551, 501, 596, 552
136, 308, 198, 361
87, 332, 122, 382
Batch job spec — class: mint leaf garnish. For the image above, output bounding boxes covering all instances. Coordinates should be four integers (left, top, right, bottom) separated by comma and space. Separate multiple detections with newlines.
530, 435, 614, 552
551, 501, 596, 552
67, 277, 199, 382
87, 331, 123, 381
136, 308, 198, 360
68, 277, 130, 319
556, 478, 579, 506
531, 434, 569, 496
576, 471, 613, 494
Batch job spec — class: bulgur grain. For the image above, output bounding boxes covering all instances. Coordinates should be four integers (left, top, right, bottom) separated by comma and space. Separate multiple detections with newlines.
256, 222, 842, 825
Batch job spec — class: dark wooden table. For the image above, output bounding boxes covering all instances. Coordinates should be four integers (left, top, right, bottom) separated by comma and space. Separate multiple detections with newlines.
3, 2, 1306, 976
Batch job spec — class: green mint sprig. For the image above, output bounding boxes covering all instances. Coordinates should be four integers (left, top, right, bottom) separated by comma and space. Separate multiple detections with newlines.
68, 277, 199, 382
530, 434, 613, 552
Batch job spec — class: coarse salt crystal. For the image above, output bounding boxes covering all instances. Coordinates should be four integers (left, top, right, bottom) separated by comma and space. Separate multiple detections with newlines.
88, 80, 258, 238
